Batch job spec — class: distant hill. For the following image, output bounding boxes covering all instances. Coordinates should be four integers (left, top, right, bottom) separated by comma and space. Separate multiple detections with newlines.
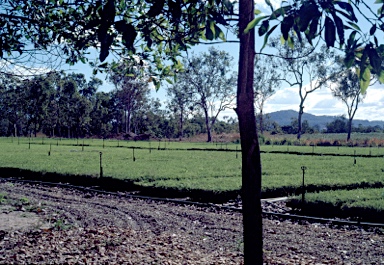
266, 110, 384, 129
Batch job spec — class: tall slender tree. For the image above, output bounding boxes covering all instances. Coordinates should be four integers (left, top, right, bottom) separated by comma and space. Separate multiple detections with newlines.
330, 68, 366, 141
108, 60, 150, 134
271, 40, 338, 139
167, 82, 194, 140
23, 77, 54, 137
181, 47, 237, 142
253, 54, 280, 134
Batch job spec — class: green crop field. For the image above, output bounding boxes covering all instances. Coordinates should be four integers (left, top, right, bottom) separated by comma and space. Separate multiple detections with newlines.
0, 137, 383, 220
289, 188, 384, 222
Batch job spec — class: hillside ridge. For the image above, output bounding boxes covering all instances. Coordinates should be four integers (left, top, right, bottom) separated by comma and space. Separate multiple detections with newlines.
266, 110, 384, 128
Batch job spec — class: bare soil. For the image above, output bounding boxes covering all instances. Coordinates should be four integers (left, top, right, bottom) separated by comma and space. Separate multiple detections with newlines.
0, 181, 383, 264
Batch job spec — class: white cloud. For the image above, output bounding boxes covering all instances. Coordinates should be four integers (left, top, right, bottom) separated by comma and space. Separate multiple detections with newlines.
263, 82, 384, 121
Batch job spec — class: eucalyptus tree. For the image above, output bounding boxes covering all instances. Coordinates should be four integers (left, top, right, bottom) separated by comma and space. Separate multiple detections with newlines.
253, 54, 280, 134
181, 47, 237, 142
270, 40, 338, 139
330, 67, 366, 141
108, 60, 150, 134
167, 81, 194, 139
0, 75, 20, 136
57, 76, 79, 138
82, 76, 103, 101
90, 91, 113, 137
22, 76, 55, 137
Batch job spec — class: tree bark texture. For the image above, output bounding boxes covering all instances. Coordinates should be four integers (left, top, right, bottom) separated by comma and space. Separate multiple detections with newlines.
204, 108, 212, 142
297, 104, 304, 140
237, 0, 263, 264
179, 109, 184, 139
347, 118, 352, 141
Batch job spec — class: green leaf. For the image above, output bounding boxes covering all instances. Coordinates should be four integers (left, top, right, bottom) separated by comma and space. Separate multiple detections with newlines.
370, 25, 377, 35
347, 31, 357, 48
165, 78, 173, 84
378, 69, 384, 83
305, 17, 319, 44
244, 16, 268, 34
147, 0, 165, 17
255, 9, 262, 15
258, 20, 269, 36
331, 13, 344, 45
298, 3, 319, 32
260, 24, 278, 51
359, 67, 371, 93
360, 46, 369, 75
99, 34, 114, 62
347, 22, 361, 31
205, 22, 214, 40
265, 0, 273, 10
324, 16, 336, 47
209, 20, 216, 36
335, 1, 357, 22
281, 15, 294, 40
378, 6, 383, 16
270, 5, 291, 19
374, 0, 384, 3
115, 21, 137, 51
368, 46, 382, 73
98, 62, 109, 68
344, 52, 355, 68
215, 26, 226, 41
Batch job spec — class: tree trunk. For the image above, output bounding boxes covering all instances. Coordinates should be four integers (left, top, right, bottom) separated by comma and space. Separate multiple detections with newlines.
124, 108, 128, 133
127, 109, 132, 133
297, 103, 304, 140
237, 0, 263, 264
347, 118, 352, 141
259, 109, 264, 134
204, 108, 212, 142
179, 109, 184, 140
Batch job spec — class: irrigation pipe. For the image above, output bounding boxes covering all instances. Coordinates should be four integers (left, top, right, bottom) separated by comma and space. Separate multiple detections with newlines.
1, 177, 384, 229
18, 141, 384, 158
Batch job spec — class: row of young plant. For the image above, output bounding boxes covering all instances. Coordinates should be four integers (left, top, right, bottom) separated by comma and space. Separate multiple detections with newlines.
1, 139, 383, 191
1, 138, 383, 220
3, 136, 384, 158
288, 188, 384, 223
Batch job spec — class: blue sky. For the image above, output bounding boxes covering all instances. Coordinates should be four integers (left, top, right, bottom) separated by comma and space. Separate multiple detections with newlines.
66, 0, 384, 122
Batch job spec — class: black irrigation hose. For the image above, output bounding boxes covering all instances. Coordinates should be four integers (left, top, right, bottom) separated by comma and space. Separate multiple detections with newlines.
20, 140, 384, 158
1, 177, 384, 229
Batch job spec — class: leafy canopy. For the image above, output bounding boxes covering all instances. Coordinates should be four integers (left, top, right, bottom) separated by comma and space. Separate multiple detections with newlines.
0, 0, 236, 87
246, 0, 384, 92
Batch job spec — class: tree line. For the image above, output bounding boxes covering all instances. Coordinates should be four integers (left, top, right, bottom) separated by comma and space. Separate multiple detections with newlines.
1, 43, 379, 141
0, 67, 238, 139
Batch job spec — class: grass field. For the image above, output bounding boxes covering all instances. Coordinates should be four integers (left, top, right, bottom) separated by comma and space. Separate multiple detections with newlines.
0, 137, 383, 219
